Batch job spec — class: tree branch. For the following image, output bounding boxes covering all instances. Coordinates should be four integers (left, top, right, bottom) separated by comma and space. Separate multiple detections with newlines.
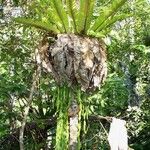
0, 115, 112, 149
89, 115, 112, 122
19, 66, 41, 150
0, 117, 56, 149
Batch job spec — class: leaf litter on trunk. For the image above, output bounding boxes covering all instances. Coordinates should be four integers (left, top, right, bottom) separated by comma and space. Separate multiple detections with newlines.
39, 34, 107, 91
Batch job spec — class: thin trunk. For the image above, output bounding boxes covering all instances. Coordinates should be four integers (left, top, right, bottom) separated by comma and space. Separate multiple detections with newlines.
68, 100, 80, 150
19, 66, 40, 150
8, 95, 16, 131
69, 116, 78, 150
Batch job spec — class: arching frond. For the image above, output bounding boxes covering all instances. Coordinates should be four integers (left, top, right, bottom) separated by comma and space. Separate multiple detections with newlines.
98, 13, 133, 32
87, 30, 106, 38
14, 0, 130, 36
51, 0, 69, 32
84, 0, 95, 33
46, 7, 65, 33
91, 0, 127, 32
29, 0, 64, 32
66, 0, 78, 33
88, 14, 132, 37
77, 0, 95, 34
14, 17, 59, 33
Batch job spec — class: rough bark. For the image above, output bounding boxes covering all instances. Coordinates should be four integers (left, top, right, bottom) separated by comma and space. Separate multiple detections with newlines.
37, 34, 108, 149
68, 100, 80, 150
69, 115, 79, 150
39, 34, 107, 91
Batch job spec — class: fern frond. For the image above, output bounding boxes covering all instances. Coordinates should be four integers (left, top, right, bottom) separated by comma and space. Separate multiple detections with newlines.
14, 0, 129, 36
51, 0, 69, 32
91, 0, 127, 32
14, 17, 59, 33
84, 0, 95, 32
46, 7, 65, 32
77, 0, 95, 34
29, 0, 64, 32
87, 30, 105, 38
66, 0, 78, 33
88, 14, 132, 37
98, 14, 132, 32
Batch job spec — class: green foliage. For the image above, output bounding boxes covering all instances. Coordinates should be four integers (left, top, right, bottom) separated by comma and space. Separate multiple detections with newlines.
14, 17, 59, 33
51, 0, 69, 32
77, 0, 96, 33
14, 0, 130, 36
90, 0, 127, 31
1, 0, 150, 150
55, 85, 70, 150
66, 0, 78, 32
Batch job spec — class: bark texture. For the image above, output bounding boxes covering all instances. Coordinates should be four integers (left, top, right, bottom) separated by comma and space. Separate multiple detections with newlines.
68, 100, 80, 150
39, 34, 107, 91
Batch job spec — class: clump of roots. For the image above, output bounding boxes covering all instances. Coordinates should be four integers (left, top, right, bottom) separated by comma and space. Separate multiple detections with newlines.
38, 34, 107, 91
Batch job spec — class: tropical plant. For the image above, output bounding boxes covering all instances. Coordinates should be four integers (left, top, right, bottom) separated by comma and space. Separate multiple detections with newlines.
13, 0, 130, 149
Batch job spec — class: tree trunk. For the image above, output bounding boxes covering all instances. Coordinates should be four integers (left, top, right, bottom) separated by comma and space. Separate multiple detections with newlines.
68, 100, 80, 150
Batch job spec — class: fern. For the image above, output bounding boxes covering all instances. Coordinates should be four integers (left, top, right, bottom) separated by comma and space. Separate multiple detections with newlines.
14, 0, 130, 37
46, 7, 65, 32
66, 0, 78, 33
91, 0, 128, 32
98, 13, 132, 32
84, 0, 95, 33
87, 30, 105, 38
51, 0, 69, 32
14, 17, 59, 33
77, 0, 95, 34
88, 13, 131, 37
29, 0, 64, 32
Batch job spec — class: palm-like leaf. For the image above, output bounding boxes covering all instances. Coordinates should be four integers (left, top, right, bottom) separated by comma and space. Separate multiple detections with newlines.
51, 0, 69, 32
91, 0, 127, 32
66, 0, 78, 33
28, 0, 64, 32
14, 17, 59, 33
84, 0, 95, 32
88, 13, 132, 37
14, 0, 129, 36
77, 0, 96, 34
101, 14, 132, 31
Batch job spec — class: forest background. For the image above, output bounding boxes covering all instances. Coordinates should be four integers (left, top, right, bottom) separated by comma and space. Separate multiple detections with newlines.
0, 0, 150, 149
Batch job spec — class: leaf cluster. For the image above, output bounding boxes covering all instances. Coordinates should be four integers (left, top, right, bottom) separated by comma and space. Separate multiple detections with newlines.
14, 0, 130, 37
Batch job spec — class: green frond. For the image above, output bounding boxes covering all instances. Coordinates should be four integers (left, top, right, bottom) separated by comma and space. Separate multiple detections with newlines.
91, 0, 128, 32
84, 0, 95, 32
88, 14, 132, 37
14, 0, 129, 36
33, 1, 64, 32
66, 0, 78, 33
14, 17, 59, 33
46, 7, 65, 32
77, 0, 95, 34
87, 30, 105, 38
99, 14, 133, 32
51, 0, 69, 32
